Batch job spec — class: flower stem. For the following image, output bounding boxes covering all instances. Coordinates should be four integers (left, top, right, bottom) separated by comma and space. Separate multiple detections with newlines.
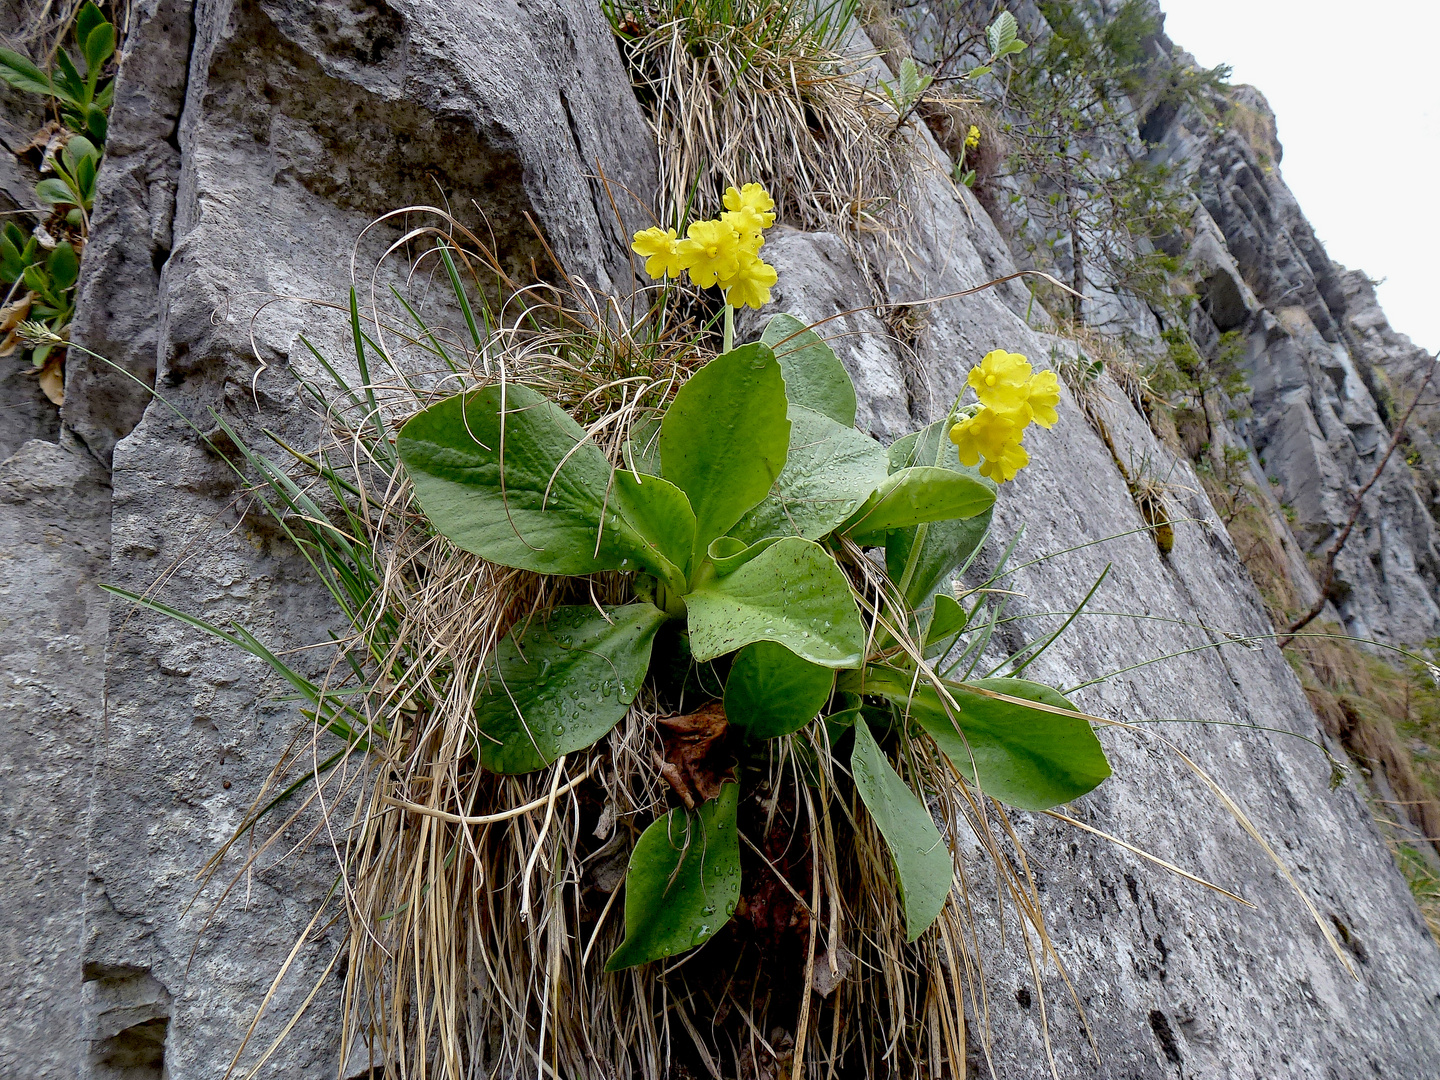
723, 304, 734, 354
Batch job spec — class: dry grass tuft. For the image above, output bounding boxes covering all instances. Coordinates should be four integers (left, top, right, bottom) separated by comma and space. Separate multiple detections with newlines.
188, 213, 1099, 1080
607, 0, 908, 235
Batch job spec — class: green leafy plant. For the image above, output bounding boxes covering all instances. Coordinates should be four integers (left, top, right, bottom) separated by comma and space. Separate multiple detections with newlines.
395, 308, 1109, 963
0, 3, 116, 387
0, 1, 116, 143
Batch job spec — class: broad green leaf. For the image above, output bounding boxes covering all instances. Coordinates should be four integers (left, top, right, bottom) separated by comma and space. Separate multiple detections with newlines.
997, 39, 1028, 58
81, 21, 114, 73
397, 386, 690, 589
46, 241, 77, 290
0, 238, 25, 283
61, 134, 97, 174
75, 152, 95, 201
761, 313, 857, 426
22, 264, 49, 295
923, 594, 968, 656
851, 717, 951, 941
724, 640, 835, 740
706, 534, 781, 576
0, 47, 55, 97
613, 470, 696, 583
731, 404, 889, 543
623, 416, 662, 475
660, 343, 790, 568
75, 3, 105, 49
987, 10, 1019, 57
844, 466, 994, 544
35, 178, 75, 206
885, 420, 995, 607
865, 668, 1111, 811
83, 103, 106, 144
686, 537, 864, 667
606, 781, 741, 970
475, 603, 665, 774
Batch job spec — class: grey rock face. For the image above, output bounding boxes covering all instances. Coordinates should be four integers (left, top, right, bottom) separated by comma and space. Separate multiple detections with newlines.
0, 438, 109, 1079
750, 102, 1440, 1072
4, 0, 1440, 1077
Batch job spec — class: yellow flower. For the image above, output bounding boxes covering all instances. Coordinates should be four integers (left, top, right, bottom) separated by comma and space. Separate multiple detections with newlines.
949, 406, 1018, 460
977, 438, 1029, 483
965, 125, 981, 149
631, 226, 692, 279
721, 249, 778, 310
721, 207, 768, 247
677, 219, 742, 288
723, 183, 776, 229
1026, 369, 1060, 428
967, 349, 1034, 419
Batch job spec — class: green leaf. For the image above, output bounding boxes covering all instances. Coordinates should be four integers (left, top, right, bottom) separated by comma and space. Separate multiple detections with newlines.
686, 537, 865, 667
0, 238, 24, 283
83, 103, 107, 144
35, 177, 76, 206
75, 151, 96, 203
850, 717, 951, 942
21, 264, 50, 295
885, 419, 995, 607
397, 386, 691, 589
966, 64, 993, 78
659, 343, 790, 567
75, 3, 105, 50
987, 10, 1019, 57
760, 314, 857, 426
0, 47, 55, 97
61, 134, 98, 174
724, 640, 835, 740
474, 603, 666, 774
46, 241, 78, 290
730, 404, 889, 543
705, 534, 781, 576
997, 39, 1028, 58
844, 466, 995, 545
80, 21, 114, 74
53, 50, 85, 103
924, 594, 967, 654
605, 781, 741, 970
865, 669, 1111, 811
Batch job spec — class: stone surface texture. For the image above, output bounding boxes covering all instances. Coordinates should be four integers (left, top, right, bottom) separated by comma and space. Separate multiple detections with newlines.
2, 0, 1440, 1078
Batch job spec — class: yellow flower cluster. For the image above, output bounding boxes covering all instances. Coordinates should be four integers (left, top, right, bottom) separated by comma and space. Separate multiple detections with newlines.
948, 350, 1060, 483
964, 125, 981, 149
631, 184, 779, 310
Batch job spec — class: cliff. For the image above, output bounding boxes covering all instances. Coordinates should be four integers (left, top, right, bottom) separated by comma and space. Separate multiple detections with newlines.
2, 0, 1439, 1077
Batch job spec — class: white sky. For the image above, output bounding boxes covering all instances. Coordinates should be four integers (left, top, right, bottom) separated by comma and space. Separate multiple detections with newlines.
1158, 0, 1440, 354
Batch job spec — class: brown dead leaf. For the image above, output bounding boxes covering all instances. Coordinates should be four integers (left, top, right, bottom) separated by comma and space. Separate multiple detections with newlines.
21, 120, 66, 159
0, 292, 34, 334
654, 701, 731, 808
37, 351, 64, 405
0, 293, 35, 357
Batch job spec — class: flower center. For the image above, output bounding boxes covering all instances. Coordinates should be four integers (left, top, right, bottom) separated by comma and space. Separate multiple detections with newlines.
705, 245, 718, 258
985, 374, 998, 386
